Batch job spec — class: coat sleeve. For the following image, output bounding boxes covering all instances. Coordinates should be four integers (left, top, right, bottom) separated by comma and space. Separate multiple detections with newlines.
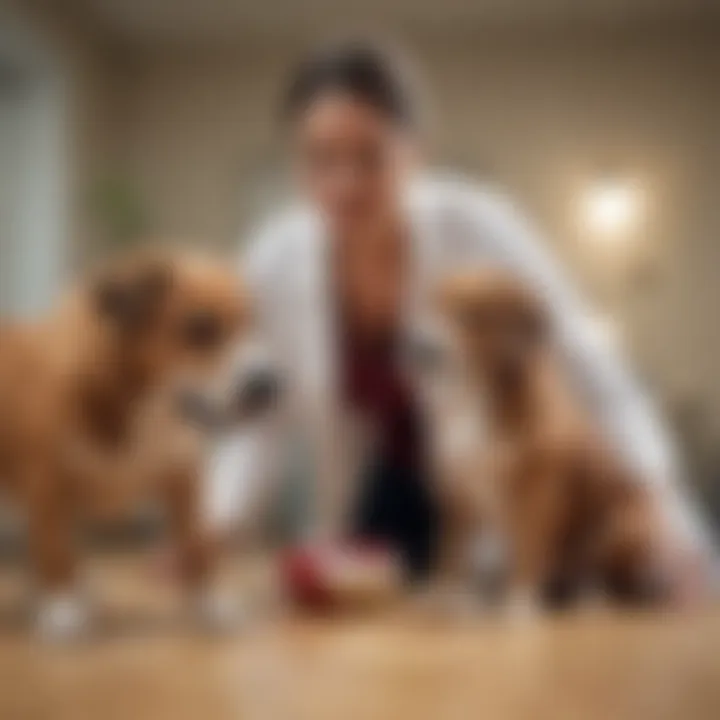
200, 219, 291, 535
444, 183, 710, 551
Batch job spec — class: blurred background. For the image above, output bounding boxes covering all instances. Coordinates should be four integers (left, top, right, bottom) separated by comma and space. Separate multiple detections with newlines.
1, 0, 719, 522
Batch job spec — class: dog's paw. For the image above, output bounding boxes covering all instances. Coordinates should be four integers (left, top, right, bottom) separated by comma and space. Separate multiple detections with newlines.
504, 587, 542, 621
193, 588, 244, 634
409, 585, 479, 623
36, 593, 89, 642
439, 589, 479, 619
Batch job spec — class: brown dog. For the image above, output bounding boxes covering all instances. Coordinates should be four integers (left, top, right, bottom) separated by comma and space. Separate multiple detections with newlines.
411, 268, 681, 613
0, 249, 279, 638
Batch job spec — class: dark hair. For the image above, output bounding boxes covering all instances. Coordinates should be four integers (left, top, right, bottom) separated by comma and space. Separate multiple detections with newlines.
281, 40, 418, 128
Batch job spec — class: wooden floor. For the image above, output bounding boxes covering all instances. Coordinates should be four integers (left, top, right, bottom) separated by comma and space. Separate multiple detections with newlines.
0, 555, 719, 720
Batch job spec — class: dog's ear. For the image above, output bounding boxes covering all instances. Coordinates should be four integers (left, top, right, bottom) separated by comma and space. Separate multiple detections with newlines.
93, 256, 173, 332
434, 275, 469, 318
515, 289, 550, 346
435, 269, 549, 344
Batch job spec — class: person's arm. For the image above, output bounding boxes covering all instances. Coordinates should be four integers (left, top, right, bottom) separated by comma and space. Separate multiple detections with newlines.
200, 218, 292, 538
447, 183, 710, 553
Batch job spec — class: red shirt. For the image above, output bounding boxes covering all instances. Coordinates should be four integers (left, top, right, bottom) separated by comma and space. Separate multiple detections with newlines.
339, 325, 421, 468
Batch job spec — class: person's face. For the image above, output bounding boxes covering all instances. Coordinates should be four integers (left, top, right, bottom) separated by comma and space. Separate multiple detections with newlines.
293, 93, 415, 236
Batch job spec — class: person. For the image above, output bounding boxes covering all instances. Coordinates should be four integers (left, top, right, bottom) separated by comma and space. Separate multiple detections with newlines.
203, 39, 708, 586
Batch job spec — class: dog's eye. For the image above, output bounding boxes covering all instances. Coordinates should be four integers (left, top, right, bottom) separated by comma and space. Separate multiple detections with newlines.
459, 305, 491, 330
180, 312, 224, 350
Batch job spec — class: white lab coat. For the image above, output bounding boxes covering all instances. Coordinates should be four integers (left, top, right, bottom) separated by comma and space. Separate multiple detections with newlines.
204, 174, 706, 550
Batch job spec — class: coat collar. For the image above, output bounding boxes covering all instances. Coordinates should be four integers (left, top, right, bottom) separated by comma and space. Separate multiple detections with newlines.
298, 174, 439, 406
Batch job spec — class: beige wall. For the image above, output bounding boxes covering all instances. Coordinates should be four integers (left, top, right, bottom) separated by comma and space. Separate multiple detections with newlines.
116, 48, 289, 248
113, 29, 720, 440
8, 12, 718, 463
6, 0, 125, 258
422, 32, 720, 425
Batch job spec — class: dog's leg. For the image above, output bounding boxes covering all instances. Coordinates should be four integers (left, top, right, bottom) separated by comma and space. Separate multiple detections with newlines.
432, 516, 479, 616
163, 469, 239, 632
506, 464, 563, 618
25, 465, 86, 640
415, 483, 480, 619
597, 491, 676, 606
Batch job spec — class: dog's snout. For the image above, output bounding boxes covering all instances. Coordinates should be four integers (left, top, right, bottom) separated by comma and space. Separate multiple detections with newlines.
407, 333, 446, 372
236, 367, 282, 417
177, 390, 220, 429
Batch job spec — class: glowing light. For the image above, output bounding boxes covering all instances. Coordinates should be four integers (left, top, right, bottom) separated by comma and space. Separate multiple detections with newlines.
581, 179, 642, 238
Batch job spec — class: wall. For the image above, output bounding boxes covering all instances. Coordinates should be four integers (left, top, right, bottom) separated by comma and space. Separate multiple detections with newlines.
114, 27, 720, 444
422, 31, 720, 430
3, 17, 710, 488
115, 47, 290, 247
3, 0, 126, 264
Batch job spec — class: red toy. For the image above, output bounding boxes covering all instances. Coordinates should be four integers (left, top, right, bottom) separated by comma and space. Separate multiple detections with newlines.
281, 542, 401, 613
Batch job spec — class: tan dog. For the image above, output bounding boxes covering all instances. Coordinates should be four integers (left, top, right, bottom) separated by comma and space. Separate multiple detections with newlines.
411, 268, 680, 614
0, 249, 279, 638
